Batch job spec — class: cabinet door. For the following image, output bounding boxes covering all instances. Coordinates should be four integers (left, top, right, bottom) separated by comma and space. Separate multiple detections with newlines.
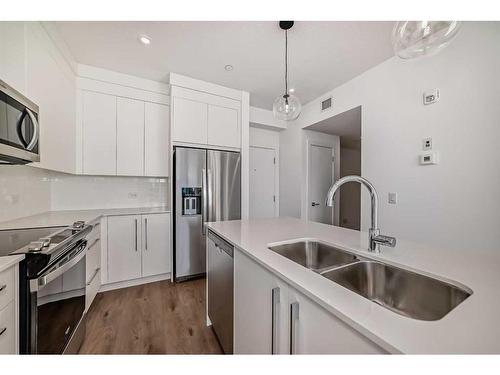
172, 97, 207, 145
234, 249, 289, 354
117, 97, 144, 176
141, 213, 171, 277
288, 288, 385, 354
82, 91, 117, 175
145, 102, 170, 177
107, 215, 142, 283
207, 105, 240, 149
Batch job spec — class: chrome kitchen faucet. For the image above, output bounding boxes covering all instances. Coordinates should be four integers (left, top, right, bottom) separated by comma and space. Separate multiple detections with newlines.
325, 175, 396, 253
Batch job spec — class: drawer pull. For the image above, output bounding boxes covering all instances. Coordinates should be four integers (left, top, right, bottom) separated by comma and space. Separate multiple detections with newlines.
0, 327, 6, 336
0, 284, 6, 292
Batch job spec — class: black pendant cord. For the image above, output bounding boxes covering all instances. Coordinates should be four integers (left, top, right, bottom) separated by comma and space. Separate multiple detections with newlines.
284, 29, 289, 103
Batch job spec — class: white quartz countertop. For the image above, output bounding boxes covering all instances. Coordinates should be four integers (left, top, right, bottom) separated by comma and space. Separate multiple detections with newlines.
206, 217, 500, 354
0, 206, 170, 230
0, 254, 24, 272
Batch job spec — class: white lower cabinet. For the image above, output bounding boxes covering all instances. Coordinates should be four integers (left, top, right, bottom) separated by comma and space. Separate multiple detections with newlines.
85, 222, 102, 312
234, 248, 386, 354
0, 264, 19, 354
141, 214, 171, 277
107, 213, 171, 284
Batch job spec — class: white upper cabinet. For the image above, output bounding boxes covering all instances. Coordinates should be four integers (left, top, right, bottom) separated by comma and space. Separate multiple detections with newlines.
172, 97, 208, 145
117, 97, 145, 176
170, 85, 242, 150
207, 105, 240, 148
145, 102, 170, 177
82, 91, 117, 175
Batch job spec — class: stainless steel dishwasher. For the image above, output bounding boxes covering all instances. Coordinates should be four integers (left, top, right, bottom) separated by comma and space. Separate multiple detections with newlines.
207, 230, 233, 354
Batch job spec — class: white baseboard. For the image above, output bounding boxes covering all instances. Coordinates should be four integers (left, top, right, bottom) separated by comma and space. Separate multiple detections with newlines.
99, 273, 171, 293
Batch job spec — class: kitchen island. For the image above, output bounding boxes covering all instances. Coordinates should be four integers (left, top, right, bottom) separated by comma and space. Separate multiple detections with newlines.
206, 217, 500, 354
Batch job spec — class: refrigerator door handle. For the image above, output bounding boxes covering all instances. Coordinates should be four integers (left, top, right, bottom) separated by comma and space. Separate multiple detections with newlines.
202, 168, 207, 235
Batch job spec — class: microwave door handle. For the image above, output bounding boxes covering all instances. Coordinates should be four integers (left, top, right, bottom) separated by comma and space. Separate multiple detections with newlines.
30, 244, 86, 293
15, 108, 39, 151
25, 108, 39, 151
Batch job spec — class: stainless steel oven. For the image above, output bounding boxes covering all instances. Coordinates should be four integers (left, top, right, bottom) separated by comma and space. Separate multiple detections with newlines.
30, 239, 87, 354
0, 79, 40, 164
1, 221, 92, 354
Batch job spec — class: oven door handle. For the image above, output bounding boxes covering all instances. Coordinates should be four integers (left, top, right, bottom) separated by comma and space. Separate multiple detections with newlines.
30, 242, 87, 293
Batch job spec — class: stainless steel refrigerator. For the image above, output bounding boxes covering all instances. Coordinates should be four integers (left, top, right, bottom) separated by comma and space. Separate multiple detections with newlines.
174, 147, 241, 281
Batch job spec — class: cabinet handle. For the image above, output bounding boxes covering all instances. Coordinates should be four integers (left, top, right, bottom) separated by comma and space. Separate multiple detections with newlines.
0, 284, 6, 292
86, 268, 101, 286
135, 219, 138, 251
145, 218, 148, 250
88, 238, 100, 250
271, 287, 280, 355
290, 302, 299, 355
0, 327, 6, 336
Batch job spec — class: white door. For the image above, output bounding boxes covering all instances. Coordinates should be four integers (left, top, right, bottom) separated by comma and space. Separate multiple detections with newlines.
207, 104, 240, 148
172, 97, 207, 145
107, 215, 142, 283
117, 97, 144, 176
249, 147, 276, 219
145, 102, 170, 177
82, 91, 116, 175
308, 144, 334, 224
141, 213, 171, 277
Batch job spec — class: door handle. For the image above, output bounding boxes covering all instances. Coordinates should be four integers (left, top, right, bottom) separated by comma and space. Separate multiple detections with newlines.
86, 268, 101, 286
16, 108, 39, 151
202, 168, 207, 235
135, 219, 138, 251
0, 284, 6, 292
0, 327, 6, 336
290, 302, 299, 355
311, 202, 320, 207
271, 287, 280, 354
145, 218, 148, 250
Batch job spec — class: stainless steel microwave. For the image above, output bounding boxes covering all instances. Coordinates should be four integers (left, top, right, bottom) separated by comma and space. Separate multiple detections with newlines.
0, 80, 40, 164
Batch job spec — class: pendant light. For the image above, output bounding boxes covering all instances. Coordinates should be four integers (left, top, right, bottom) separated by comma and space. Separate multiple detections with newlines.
273, 21, 301, 121
392, 21, 462, 59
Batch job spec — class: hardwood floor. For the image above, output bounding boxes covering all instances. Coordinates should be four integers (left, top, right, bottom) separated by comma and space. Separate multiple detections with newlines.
79, 278, 223, 354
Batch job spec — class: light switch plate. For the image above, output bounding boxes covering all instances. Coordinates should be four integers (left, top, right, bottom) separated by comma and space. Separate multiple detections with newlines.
422, 138, 432, 151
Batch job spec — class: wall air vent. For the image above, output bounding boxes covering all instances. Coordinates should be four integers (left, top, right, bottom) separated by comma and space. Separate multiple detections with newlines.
321, 97, 333, 111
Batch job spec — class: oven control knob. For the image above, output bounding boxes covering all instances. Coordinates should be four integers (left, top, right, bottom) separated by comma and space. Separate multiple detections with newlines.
28, 241, 44, 252
39, 237, 51, 247
72, 221, 85, 229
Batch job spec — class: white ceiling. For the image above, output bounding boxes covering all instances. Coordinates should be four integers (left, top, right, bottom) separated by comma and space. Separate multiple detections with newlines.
54, 21, 395, 109
306, 105, 361, 141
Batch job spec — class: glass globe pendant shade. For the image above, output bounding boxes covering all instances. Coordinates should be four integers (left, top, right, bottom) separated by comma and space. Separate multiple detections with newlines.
273, 93, 301, 121
392, 21, 462, 59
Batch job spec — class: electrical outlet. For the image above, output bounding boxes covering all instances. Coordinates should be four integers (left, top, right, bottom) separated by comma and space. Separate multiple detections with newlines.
388, 192, 398, 204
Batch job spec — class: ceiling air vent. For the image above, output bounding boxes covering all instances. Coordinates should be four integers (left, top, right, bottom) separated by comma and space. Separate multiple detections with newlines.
321, 97, 333, 112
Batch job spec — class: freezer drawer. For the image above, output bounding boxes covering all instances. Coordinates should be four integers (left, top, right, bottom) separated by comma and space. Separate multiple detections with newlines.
207, 230, 234, 354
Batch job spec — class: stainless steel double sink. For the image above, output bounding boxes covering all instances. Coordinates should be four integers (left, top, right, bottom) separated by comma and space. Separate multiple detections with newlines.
268, 239, 471, 321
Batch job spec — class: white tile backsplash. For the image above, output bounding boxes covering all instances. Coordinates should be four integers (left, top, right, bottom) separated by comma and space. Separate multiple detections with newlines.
50, 173, 168, 210
0, 165, 52, 222
0, 165, 169, 222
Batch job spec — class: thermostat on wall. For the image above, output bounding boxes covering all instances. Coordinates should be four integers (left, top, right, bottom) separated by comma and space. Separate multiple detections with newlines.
423, 89, 440, 105
420, 152, 439, 165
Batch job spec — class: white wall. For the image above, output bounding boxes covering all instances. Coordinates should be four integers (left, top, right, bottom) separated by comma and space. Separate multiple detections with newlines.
281, 22, 500, 253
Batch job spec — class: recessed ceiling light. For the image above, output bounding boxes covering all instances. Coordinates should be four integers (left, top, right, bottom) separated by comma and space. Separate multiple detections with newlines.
288, 88, 295, 93
224, 65, 234, 71
138, 35, 152, 45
